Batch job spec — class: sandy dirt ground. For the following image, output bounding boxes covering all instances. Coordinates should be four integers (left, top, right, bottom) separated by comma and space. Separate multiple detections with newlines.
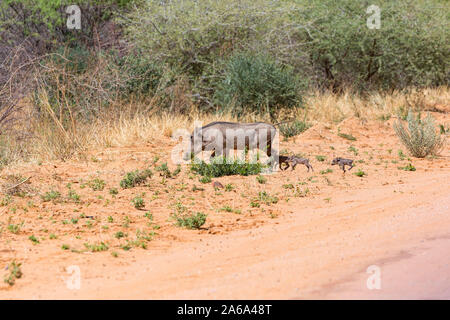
0, 115, 449, 299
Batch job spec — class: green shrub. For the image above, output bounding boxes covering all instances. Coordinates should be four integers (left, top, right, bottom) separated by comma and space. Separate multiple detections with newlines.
256, 175, 267, 184
279, 119, 311, 139
132, 194, 145, 209
394, 110, 444, 158
3, 261, 22, 286
120, 169, 153, 188
215, 53, 304, 118
398, 163, 416, 171
88, 178, 106, 191
125, 0, 448, 96
191, 156, 264, 177
41, 190, 61, 202
174, 212, 207, 230
84, 242, 109, 252
315, 155, 326, 162
116, 53, 165, 97
155, 163, 181, 178
257, 191, 278, 205
199, 176, 212, 184
354, 169, 366, 177
338, 132, 357, 141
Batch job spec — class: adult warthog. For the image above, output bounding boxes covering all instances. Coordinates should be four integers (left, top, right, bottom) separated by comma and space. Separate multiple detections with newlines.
182, 121, 277, 161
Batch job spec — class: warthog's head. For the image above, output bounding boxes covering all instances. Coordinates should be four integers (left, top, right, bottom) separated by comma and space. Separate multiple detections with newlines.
331, 157, 341, 165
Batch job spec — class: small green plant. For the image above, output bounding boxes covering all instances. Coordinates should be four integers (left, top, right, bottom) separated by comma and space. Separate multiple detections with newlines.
256, 175, 267, 184
338, 131, 357, 141
41, 190, 61, 202
224, 183, 234, 192
88, 178, 106, 191
120, 169, 153, 188
107, 216, 114, 223
111, 251, 119, 258
49, 234, 57, 240
173, 212, 207, 229
1, 195, 12, 206
132, 194, 145, 209
61, 244, 70, 250
155, 162, 181, 178
348, 146, 359, 156
144, 212, 153, 221
3, 261, 22, 286
192, 184, 204, 192
122, 216, 131, 228
29, 235, 39, 244
439, 124, 449, 134
394, 110, 445, 158
220, 206, 233, 213
316, 155, 326, 162
250, 200, 260, 208
258, 191, 278, 205
67, 189, 80, 203
115, 231, 127, 239
8, 222, 23, 234
199, 176, 212, 184
354, 169, 366, 177
320, 168, 333, 174
398, 163, 416, 171
84, 242, 109, 252
109, 188, 118, 195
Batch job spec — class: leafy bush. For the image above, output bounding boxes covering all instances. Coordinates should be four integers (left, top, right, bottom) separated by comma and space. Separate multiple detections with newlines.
125, 0, 448, 96
41, 190, 61, 202
88, 178, 106, 191
120, 169, 152, 189
190, 156, 264, 177
354, 169, 366, 177
155, 162, 181, 178
174, 212, 207, 230
215, 53, 305, 118
398, 163, 416, 171
279, 119, 310, 139
116, 53, 166, 98
84, 242, 109, 252
394, 110, 444, 158
298, 0, 449, 91
132, 194, 145, 209
3, 261, 22, 286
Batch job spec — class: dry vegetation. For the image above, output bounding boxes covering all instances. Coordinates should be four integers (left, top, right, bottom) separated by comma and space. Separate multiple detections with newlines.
0, 0, 449, 294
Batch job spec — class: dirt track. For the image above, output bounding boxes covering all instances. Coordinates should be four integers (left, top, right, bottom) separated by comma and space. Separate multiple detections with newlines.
3, 167, 450, 299
1, 116, 449, 299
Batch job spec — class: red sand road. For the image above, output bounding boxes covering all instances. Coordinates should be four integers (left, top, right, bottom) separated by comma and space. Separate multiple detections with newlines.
2, 170, 449, 299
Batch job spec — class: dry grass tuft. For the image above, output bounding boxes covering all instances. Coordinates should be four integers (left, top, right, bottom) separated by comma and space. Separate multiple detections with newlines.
0, 87, 448, 166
